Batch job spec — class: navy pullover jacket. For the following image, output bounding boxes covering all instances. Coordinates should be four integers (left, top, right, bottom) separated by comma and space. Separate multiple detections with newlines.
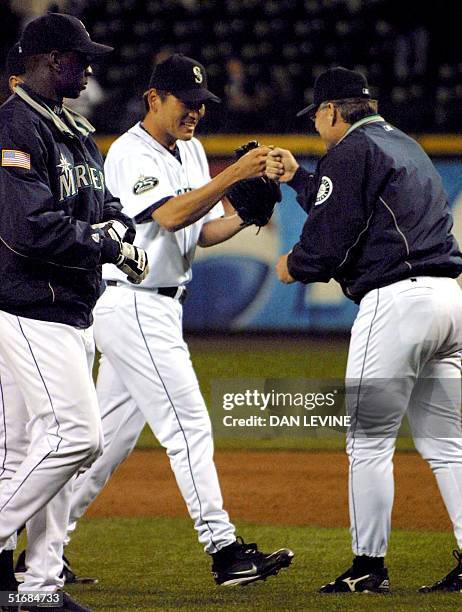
0, 85, 130, 327
287, 115, 462, 303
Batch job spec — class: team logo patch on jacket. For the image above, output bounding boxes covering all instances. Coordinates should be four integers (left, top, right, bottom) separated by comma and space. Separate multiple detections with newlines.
133, 175, 159, 194
315, 176, 333, 205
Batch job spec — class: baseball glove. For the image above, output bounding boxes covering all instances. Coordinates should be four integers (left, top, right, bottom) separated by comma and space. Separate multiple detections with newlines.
226, 141, 282, 228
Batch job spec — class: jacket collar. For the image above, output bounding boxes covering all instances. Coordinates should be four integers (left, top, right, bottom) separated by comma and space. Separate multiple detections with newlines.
336, 114, 385, 147
14, 84, 95, 139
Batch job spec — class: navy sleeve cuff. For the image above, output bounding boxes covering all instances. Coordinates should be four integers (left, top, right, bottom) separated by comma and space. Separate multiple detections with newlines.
100, 235, 120, 264
287, 245, 331, 285
287, 166, 313, 194
287, 249, 306, 283
134, 196, 173, 223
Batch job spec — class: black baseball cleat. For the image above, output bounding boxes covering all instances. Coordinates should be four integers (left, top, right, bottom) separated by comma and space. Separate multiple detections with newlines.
419, 549, 462, 593
0, 549, 19, 610
211, 537, 294, 586
319, 563, 390, 593
19, 592, 92, 612
14, 550, 26, 583
1, 549, 19, 589
61, 556, 98, 585
15, 552, 98, 585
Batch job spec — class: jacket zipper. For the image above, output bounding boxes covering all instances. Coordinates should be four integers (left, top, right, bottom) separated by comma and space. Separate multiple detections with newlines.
48, 282, 55, 303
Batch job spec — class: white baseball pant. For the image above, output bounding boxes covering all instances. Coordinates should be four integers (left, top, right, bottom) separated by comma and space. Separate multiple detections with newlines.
0, 358, 72, 591
346, 277, 462, 556
68, 286, 236, 553
0, 311, 103, 573
67, 388, 144, 540
0, 357, 29, 553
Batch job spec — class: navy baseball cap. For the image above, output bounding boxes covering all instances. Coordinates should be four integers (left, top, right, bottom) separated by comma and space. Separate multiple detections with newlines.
297, 67, 370, 118
19, 13, 113, 58
148, 54, 221, 104
6, 42, 25, 76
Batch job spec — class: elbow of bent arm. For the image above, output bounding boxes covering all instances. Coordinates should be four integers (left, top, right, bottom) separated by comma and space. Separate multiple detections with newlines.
197, 235, 212, 248
152, 207, 185, 232
0, 220, 35, 256
197, 225, 211, 247
160, 219, 180, 232
152, 213, 177, 232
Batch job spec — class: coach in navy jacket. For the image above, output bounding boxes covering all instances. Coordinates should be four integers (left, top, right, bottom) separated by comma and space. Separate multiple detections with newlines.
268, 71, 462, 301
267, 67, 462, 596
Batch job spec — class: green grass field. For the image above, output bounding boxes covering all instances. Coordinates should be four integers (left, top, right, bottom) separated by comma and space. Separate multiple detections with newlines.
62, 517, 459, 611
136, 336, 349, 450
78, 335, 459, 610
136, 336, 417, 451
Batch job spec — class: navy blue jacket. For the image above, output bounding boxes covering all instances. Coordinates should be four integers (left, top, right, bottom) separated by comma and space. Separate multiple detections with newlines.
0, 85, 129, 327
287, 115, 462, 303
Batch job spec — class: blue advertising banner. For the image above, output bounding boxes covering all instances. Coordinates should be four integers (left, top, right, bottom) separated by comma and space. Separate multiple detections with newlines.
183, 159, 462, 332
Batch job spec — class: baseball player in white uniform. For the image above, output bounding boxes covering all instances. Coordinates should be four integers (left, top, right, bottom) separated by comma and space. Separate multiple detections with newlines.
65, 54, 293, 586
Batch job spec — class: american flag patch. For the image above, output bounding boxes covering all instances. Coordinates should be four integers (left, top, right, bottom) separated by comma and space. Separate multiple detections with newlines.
1, 149, 31, 170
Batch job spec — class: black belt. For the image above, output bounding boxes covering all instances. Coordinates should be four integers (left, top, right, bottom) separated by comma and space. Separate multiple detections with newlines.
106, 280, 187, 304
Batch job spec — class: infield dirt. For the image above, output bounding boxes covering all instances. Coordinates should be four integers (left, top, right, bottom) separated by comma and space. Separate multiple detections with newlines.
85, 449, 450, 531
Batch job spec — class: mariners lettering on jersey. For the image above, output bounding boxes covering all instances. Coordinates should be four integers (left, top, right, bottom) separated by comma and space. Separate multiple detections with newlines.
175, 187, 193, 195
315, 176, 333, 206
58, 153, 105, 201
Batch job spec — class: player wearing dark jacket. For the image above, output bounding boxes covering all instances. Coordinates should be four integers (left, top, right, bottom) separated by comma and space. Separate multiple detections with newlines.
0, 14, 147, 612
279, 117, 462, 301
267, 67, 462, 595
0, 84, 132, 327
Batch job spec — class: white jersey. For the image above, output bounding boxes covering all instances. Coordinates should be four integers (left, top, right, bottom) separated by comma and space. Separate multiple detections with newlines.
103, 122, 224, 288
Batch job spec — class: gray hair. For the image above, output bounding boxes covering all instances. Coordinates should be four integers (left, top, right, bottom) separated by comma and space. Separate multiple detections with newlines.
331, 98, 378, 124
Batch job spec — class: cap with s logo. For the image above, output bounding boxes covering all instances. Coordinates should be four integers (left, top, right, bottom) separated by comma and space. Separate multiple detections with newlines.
148, 54, 221, 104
